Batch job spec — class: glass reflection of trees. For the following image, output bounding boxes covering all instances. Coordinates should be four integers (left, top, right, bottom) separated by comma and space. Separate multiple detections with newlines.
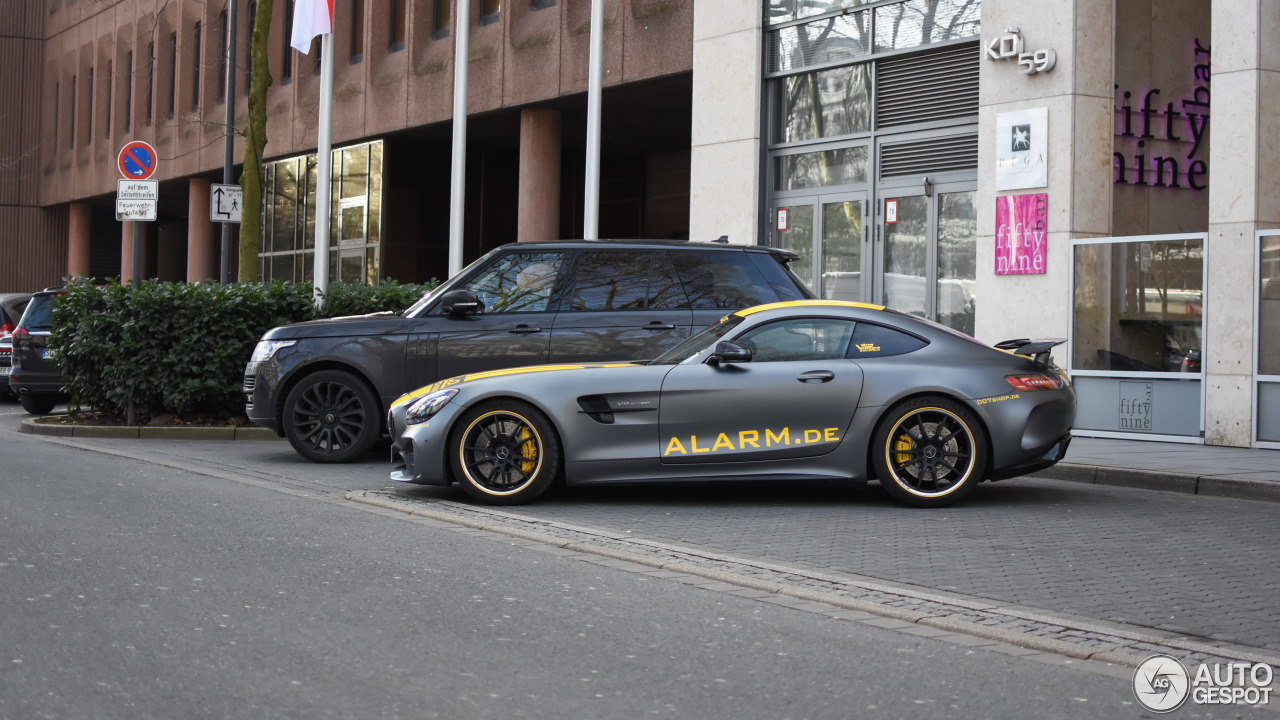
1073, 239, 1204, 372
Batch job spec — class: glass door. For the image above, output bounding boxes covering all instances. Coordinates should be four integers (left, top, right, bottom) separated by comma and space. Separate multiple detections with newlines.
773, 192, 868, 301
873, 184, 976, 333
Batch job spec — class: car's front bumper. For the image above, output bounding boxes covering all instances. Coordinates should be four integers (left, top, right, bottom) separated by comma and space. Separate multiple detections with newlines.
243, 360, 282, 433
389, 404, 462, 486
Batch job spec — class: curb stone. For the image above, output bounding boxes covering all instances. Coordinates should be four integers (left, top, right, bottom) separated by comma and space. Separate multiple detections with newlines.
1030, 462, 1280, 504
345, 489, 1280, 677
19, 418, 281, 441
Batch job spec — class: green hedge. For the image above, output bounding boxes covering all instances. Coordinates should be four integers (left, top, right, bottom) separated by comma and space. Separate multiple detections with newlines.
49, 278, 435, 419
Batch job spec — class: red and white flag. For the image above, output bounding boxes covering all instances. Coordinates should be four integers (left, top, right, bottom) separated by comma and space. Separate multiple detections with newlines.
290, 0, 333, 53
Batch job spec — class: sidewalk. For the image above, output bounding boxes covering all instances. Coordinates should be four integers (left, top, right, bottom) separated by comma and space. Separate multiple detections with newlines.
1032, 436, 1280, 503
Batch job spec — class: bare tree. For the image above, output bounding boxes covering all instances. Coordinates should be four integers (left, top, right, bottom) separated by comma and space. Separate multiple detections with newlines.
239, 0, 273, 282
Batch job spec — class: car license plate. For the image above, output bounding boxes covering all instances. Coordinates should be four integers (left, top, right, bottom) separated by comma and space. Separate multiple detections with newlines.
41, 349, 55, 360
0, 366, 9, 376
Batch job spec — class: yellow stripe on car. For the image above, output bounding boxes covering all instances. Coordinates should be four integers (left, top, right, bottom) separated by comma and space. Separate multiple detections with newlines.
733, 299, 885, 318
391, 363, 639, 408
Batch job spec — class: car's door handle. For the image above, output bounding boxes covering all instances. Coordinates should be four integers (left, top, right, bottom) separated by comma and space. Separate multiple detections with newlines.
797, 370, 835, 383
642, 321, 676, 331
508, 325, 542, 334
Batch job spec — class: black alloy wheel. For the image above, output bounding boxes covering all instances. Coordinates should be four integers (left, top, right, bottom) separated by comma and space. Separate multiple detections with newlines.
282, 370, 380, 463
449, 400, 560, 505
872, 396, 987, 508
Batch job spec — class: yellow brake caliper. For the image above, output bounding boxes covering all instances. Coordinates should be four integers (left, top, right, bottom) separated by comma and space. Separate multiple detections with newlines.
519, 427, 538, 474
894, 434, 914, 466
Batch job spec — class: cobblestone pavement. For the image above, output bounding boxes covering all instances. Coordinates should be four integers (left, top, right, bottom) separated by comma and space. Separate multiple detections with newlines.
374, 475, 1280, 656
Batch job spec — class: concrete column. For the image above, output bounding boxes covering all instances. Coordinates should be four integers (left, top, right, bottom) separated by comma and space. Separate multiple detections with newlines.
517, 109, 562, 243
187, 178, 217, 282
67, 203, 91, 278
974, 0, 1114, 345
688, 0, 762, 245
120, 222, 149, 283
1204, 0, 1280, 446
156, 224, 186, 282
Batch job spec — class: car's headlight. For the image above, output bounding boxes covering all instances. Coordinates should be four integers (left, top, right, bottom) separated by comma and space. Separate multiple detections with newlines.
250, 339, 297, 363
405, 388, 459, 426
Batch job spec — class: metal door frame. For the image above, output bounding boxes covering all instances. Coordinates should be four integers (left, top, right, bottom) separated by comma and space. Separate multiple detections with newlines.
872, 178, 975, 319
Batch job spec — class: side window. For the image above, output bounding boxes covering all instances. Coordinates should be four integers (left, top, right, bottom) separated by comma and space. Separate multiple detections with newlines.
735, 318, 855, 362
671, 251, 782, 309
847, 322, 928, 358
747, 253, 808, 301
567, 251, 689, 311
465, 252, 564, 313
19, 295, 60, 331
569, 252, 650, 311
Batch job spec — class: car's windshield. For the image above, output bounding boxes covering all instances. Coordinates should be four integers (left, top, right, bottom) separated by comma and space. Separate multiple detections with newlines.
651, 315, 745, 365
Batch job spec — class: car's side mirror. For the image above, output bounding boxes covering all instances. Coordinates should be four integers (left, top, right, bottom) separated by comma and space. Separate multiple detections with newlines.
711, 341, 752, 365
440, 290, 483, 316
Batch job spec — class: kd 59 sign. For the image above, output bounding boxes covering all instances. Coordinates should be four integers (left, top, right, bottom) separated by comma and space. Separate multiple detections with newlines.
986, 28, 1057, 75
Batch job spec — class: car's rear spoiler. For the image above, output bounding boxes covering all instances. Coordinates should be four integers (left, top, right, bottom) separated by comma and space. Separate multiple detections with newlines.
994, 338, 1066, 366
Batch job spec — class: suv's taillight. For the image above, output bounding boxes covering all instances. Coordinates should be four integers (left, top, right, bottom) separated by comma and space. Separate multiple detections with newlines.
1006, 374, 1066, 391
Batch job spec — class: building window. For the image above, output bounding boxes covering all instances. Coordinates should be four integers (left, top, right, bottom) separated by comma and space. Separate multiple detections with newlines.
282, 0, 294, 83
246, 2, 256, 97
260, 140, 385, 284
69, 74, 76, 148
86, 67, 93, 142
351, 0, 365, 63
532, 0, 555, 9
217, 10, 228, 103
192, 21, 202, 111
124, 52, 133, 130
480, 0, 501, 25
104, 61, 113, 138
433, 0, 451, 38
390, 0, 407, 51
146, 41, 154, 125
167, 32, 177, 119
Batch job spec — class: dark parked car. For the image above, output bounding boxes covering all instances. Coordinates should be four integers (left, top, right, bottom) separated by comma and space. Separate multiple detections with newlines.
0, 292, 34, 397
9, 288, 68, 414
245, 239, 814, 462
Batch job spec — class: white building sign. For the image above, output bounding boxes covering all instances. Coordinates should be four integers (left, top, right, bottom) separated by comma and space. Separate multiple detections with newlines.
995, 107, 1048, 191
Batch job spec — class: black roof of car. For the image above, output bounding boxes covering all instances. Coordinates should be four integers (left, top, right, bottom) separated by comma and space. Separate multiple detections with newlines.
496, 239, 800, 260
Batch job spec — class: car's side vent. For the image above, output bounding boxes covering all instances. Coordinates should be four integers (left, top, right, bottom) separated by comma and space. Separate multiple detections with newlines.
577, 395, 615, 424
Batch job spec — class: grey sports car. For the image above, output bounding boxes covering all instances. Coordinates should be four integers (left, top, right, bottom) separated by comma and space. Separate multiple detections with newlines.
388, 300, 1075, 508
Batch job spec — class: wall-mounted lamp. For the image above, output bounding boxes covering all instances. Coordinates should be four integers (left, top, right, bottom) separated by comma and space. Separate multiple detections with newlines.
923, 176, 933, 197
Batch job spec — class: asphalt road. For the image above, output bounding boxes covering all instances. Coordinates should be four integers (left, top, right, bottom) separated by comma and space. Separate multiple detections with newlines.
0, 399, 1230, 719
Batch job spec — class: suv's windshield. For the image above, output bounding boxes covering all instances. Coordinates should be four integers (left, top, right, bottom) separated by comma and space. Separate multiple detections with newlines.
651, 316, 745, 365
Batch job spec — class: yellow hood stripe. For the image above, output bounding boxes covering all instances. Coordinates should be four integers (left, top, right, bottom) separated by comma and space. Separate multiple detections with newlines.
392, 363, 637, 408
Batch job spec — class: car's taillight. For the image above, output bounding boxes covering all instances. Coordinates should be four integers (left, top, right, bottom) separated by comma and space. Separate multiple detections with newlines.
1006, 373, 1065, 391
12, 327, 28, 337
0, 322, 13, 334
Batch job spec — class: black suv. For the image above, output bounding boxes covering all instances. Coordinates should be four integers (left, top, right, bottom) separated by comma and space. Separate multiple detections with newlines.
245, 240, 813, 462
9, 288, 68, 415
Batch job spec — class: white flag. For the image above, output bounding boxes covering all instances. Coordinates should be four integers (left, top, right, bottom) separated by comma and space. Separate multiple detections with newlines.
290, 0, 333, 53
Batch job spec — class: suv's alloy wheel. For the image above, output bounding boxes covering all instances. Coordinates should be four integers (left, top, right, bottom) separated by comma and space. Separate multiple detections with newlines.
283, 370, 380, 463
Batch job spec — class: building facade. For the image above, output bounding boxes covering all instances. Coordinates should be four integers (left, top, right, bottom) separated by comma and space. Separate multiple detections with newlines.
4, 0, 1278, 448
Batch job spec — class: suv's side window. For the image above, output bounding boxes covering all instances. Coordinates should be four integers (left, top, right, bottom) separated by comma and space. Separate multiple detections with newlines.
463, 252, 564, 313
567, 251, 688, 311
19, 295, 60, 332
846, 322, 928, 358
736, 318, 855, 362
671, 251, 784, 309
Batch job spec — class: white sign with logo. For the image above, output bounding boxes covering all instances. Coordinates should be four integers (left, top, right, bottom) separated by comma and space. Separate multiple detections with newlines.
995, 107, 1048, 191
210, 183, 243, 223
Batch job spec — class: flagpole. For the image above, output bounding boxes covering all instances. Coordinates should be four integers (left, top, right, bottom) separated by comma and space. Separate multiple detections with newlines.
447, 0, 471, 278
313, 32, 334, 306
583, 0, 604, 240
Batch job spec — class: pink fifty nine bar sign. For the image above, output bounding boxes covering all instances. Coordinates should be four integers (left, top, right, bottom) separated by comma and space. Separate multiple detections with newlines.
994, 193, 1048, 275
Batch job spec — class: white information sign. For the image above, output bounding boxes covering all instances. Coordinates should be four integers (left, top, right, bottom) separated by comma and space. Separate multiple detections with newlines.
116, 179, 158, 221
995, 107, 1048, 191
210, 183, 243, 223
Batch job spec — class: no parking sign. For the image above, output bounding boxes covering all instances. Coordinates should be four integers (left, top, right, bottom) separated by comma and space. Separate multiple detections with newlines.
117, 141, 158, 180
